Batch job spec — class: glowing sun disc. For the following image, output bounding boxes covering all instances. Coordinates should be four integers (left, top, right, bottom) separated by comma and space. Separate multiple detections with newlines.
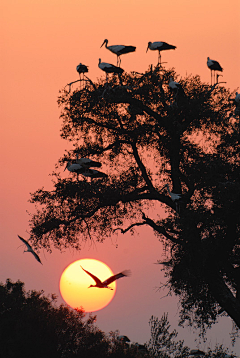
59, 258, 116, 312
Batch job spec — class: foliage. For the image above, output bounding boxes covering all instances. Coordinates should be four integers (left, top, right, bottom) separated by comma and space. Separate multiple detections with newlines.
147, 314, 189, 357
28, 65, 240, 332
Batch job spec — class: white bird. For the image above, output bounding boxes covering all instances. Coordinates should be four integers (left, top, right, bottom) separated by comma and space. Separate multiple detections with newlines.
169, 77, 181, 90
164, 184, 182, 212
101, 39, 136, 66
146, 41, 176, 65
64, 161, 84, 174
165, 184, 181, 202
75, 155, 102, 168
81, 266, 131, 289
235, 92, 240, 104
18, 235, 42, 264
117, 335, 131, 343
98, 58, 124, 81
207, 57, 223, 85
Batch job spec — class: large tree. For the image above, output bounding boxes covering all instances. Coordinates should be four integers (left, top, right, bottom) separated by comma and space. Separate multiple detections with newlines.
29, 65, 240, 333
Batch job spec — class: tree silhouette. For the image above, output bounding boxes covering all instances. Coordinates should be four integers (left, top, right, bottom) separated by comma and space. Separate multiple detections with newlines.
29, 65, 240, 332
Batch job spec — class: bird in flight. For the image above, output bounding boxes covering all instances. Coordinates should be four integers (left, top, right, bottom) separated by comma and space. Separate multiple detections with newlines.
18, 235, 42, 264
81, 266, 130, 289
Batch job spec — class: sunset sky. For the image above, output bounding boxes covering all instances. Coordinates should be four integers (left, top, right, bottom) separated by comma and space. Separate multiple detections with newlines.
1, 0, 240, 353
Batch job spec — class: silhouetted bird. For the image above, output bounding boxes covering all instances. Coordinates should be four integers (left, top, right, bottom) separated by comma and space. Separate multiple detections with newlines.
81, 266, 130, 289
18, 235, 42, 264
101, 39, 136, 66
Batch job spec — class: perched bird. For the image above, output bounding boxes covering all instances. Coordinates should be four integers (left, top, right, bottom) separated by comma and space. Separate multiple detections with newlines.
64, 161, 84, 174
207, 57, 223, 85
165, 184, 181, 201
76, 63, 89, 89
235, 92, 240, 104
101, 39, 136, 66
75, 155, 102, 168
18, 235, 42, 264
76, 63, 88, 75
189, 349, 206, 357
81, 266, 130, 289
169, 77, 181, 90
98, 58, 124, 81
146, 41, 176, 65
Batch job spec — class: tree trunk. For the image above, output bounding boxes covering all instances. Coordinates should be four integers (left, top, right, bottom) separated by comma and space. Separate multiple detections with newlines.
206, 268, 240, 329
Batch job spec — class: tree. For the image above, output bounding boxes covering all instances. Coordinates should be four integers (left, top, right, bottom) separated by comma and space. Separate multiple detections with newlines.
0, 279, 109, 358
29, 65, 240, 333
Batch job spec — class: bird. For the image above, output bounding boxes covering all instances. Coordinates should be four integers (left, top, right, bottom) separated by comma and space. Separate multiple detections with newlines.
64, 161, 85, 174
98, 58, 124, 81
76, 63, 88, 75
164, 184, 181, 202
100, 39, 136, 66
81, 266, 130, 289
75, 155, 102, 168
18, 235, 42, 264
207, 57, 223, 85
76, 63, 89, 89
169, 77, 181, 90
235, 92, 240, 104
146, 41, 176, 65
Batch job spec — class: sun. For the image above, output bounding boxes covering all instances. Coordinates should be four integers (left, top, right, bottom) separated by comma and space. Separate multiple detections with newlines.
59, 258, 116, 312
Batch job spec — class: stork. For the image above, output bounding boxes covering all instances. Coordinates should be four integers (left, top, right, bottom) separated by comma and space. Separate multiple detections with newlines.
75, 155, 102, 168
235, 92, 240, 104
146, 41, 176, 65
81, 266, 130, 289
207, 57, 223, 85
98, 58, 124, 82
76, 63, 89, 89
164, 184, 181, 212
64, 161, 84, 174
169, 77, 181, 90
101, 39, 136, 66
18, 235, 42, 264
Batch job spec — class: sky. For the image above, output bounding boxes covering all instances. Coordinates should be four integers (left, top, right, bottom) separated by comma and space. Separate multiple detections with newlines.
1, 0, 240, 353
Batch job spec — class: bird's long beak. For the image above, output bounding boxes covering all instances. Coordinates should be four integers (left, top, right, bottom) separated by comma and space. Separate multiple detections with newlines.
146, 47, 149, 53
100, 40, 105, 48
64, 163, 68, 171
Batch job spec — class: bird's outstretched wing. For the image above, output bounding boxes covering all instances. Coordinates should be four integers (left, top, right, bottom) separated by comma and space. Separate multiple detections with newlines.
80, 266, 102, 285
18, 235, 42, 264
31, 251, 43, 264
103, 270, 131, 285
18, 235, 32, 250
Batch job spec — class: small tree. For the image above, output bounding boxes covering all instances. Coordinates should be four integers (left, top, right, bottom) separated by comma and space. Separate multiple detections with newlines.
29, 65, 240, 333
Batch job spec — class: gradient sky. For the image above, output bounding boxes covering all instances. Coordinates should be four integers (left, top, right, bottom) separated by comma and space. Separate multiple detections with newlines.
1, 0, 240, 353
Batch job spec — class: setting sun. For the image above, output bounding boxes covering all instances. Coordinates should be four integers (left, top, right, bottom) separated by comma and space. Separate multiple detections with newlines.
59, 259, 116, 312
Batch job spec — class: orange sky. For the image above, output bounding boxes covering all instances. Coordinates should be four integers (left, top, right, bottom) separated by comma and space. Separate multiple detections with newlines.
1, 0, 240, 352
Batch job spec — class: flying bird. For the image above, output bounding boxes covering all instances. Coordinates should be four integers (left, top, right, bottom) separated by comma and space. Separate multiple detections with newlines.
75, 155, 102, 168
207, 57, 223, 85
18, 235, 42, 264
81, 266, 130, 289
101, 39, 136, 66
146, 41, 176, 65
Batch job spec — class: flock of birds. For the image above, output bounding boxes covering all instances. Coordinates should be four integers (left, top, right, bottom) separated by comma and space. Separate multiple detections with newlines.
18, 39, 240, 267
17, 235, 130, 289
75, 38, 228, 87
